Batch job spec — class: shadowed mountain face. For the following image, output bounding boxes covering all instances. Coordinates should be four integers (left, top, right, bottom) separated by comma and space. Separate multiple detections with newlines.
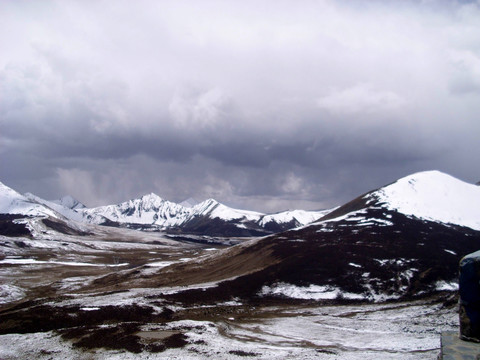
141, 209, 480, 305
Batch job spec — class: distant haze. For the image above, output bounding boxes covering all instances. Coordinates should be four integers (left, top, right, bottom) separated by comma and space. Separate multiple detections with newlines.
1, 0, 479, 212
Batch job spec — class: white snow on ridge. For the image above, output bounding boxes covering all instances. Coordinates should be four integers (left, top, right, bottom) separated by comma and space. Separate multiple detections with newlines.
435, 280, 458, 291
5, 170, 477, 232
259, 208, 332, 227
375, 170, 480, 230
82, 193, 193, 227
193, 200, 333, 227
0, 182, 58, 218
192, 198, 264, 221
1, 181, 333, 232
23, 193, 84, 222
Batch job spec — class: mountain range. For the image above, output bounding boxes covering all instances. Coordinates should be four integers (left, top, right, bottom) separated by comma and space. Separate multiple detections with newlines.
1, 170, 480, 302
0, 182, 332, 237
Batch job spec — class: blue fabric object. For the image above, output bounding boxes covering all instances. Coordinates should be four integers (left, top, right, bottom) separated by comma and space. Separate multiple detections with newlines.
460, 254, 480, 342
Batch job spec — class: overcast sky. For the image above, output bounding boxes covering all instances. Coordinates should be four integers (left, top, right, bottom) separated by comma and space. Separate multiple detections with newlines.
1, 0, 479, 212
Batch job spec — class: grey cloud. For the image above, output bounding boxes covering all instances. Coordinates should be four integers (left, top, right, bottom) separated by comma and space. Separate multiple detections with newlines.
1, 0, 480, 212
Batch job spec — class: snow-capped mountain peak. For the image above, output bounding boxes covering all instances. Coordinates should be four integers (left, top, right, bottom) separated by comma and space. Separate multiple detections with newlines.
259, 208, 334, 227
0, 183, 58, 218
80, 192, 192, 227
135, 193, 166, 210
373, 170, 480, 230
192, 198, 220, 214
320, 170, 480, 231
192, 199, 264, 221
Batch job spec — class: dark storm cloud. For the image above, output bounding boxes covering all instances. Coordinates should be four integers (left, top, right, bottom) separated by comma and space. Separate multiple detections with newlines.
1, 0, 480, 211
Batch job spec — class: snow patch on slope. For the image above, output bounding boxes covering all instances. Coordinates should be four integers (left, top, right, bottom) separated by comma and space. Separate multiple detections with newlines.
259, 282, 365, 300
0, 284, 25, 304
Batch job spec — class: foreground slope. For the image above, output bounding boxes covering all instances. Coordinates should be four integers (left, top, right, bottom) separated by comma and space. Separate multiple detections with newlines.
102, 170, 480, 304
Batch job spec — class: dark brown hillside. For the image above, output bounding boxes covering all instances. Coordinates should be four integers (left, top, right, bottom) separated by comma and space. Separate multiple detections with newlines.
87, 207, 480, 306
0, 214, 31, 237
159, 209, 480, 305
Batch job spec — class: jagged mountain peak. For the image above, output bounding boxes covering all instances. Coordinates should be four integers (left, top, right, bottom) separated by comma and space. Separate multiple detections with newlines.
140, 192, 163, 201
135, 192, 166, 208
81, 192, 192, 227
190, 198, 222, 217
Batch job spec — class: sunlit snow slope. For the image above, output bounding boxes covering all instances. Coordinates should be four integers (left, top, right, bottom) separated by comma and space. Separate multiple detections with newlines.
374, 170, 480, 230
0, 182, 58, 218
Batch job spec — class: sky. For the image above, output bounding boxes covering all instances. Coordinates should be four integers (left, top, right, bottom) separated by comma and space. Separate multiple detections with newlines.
1, 0, 480, 212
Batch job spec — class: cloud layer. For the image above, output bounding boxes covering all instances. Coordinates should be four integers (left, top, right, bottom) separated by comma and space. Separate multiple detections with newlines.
1, 0, 480, 212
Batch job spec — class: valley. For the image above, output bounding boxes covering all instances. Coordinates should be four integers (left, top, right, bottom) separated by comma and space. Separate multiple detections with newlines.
0, 228, 458, 359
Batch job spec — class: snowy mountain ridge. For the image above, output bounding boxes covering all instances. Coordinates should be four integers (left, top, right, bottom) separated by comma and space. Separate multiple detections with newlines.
190, 198, 264, 222
0, 180, 329, 235
81, 193, 193, 227
2, 170, 478, 236
0, 183, 59, 219
314, 170, 480, 231
80, 194, 328, 234
23, 193, 84, 222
